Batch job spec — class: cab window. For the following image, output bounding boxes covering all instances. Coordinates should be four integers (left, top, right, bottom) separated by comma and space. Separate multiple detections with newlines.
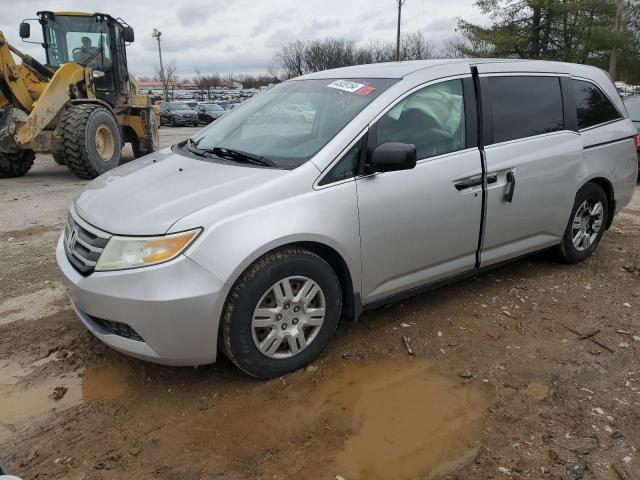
374, 79, 466, 160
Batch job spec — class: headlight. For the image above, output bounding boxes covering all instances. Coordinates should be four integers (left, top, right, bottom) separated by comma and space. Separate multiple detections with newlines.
95, 229, 201, 271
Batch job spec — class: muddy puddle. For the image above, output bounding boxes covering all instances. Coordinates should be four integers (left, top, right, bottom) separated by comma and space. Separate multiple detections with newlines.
305, 359, 489, 480
193, 358, 490, 479
0, 362, 129, 442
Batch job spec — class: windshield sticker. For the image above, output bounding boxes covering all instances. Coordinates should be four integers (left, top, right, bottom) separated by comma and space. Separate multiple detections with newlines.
327, 80, 376, 96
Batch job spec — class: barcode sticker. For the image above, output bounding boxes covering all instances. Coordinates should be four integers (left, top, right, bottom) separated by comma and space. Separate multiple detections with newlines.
327, 80, 376, 95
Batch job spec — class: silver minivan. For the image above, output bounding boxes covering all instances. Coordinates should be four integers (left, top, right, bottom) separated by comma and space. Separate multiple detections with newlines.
57, 60, 638, 378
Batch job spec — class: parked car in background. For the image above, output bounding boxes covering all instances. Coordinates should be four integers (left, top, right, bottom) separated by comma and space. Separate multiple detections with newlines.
57, 60, 638, 379
622, 95, 640, 174
196, 103, 226, 124
159, 102, 199, 127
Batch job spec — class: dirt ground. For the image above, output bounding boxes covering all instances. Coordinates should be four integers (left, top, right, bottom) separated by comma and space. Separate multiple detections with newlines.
0, 128, 639, 480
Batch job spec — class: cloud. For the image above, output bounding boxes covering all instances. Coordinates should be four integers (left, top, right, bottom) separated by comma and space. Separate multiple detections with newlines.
0, 0, 485, 76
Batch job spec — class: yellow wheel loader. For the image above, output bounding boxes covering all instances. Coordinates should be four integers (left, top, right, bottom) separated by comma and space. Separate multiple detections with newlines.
0, 11, 159, 179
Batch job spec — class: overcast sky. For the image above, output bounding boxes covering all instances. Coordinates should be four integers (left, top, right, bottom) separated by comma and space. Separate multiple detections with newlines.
1, 1, 486, 78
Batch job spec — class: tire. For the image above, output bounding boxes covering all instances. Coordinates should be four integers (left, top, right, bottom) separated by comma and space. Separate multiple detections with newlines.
0, 149, 35, 178
132, 110, 159, 159
61, 104, 122, 179
170, 116, 177, 127
52, 152, 66, 166
221, 248, 342, 378
555, 183, 608, 264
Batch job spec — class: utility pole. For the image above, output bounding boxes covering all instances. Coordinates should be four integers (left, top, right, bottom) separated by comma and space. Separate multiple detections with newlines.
609, 0, 625, 79
396, 0, 406, 61
152, 28, 168, 102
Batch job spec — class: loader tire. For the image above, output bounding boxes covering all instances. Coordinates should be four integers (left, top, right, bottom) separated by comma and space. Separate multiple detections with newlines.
61, 104, 122, 179
132, 109, 159, 159
52, 152, 66, 166
0, 149, 35, 178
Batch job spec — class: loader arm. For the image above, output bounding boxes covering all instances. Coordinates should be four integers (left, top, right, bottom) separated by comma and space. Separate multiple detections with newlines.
0, 32, 35, 112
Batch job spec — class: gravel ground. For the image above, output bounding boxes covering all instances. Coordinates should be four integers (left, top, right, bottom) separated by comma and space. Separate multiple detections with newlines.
0, 129, 638, 479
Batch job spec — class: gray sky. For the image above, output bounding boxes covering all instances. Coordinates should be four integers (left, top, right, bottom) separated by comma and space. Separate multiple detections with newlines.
1, 1, 485, 78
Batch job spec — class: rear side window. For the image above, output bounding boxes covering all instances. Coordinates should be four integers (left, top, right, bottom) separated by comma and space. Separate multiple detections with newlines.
572, 80, 621, 129
486, 76, 564, 143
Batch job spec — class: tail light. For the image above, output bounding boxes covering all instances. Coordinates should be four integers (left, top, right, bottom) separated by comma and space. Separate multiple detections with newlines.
634, 134, 639, 151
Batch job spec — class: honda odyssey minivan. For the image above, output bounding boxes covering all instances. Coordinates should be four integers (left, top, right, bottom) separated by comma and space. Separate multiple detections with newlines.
57, 59, 638, 378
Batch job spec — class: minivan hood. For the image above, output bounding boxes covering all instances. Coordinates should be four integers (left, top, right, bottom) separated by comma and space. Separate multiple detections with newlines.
74, 148, 287, 235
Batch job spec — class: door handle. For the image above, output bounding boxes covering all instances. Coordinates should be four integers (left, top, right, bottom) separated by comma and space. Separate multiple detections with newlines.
504, 171, 516, 203
455, 178, 481, 190
455, 175, 497, 191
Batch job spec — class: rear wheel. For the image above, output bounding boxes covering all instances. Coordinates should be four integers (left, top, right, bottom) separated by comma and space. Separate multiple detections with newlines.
221, 248, 342, 378
0, 149, 35, 178
555, 183, 608, 264
132, 110, 159, 159
61, 104, 122, 179
52, 152, 66, 166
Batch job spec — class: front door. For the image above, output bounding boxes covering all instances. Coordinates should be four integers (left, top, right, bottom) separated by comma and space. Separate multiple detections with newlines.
357, 77, 484, 303
476, 70, 583, 266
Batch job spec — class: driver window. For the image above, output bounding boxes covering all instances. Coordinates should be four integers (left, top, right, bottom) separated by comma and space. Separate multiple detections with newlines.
375, 79, 466, 160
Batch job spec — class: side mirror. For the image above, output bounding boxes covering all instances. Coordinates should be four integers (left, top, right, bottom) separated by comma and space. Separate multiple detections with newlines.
368, 141, 417, 173
19, 22, 30, 39
123, 26, 135, 43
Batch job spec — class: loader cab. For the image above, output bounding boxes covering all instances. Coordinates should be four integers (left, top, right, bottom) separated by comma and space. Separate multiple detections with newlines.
35, 12, 134, 107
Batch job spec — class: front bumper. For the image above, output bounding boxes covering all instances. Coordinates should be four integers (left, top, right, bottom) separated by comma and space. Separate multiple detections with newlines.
171, 116, 197, 125
56, 233, 228, 366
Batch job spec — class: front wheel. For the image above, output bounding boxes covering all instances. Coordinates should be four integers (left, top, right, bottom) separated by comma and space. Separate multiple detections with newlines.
221, 248, 342, 378
555, 183, 608, 264
0, 149, 35, 178
61, 104, 122, 179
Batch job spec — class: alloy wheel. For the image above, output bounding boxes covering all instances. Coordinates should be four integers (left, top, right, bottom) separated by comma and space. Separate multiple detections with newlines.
571, 200, 604, 251
251, 276, 326, 359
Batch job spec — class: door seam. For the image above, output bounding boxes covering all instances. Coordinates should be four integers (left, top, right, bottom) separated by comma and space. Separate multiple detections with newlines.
471, 66, 487, 269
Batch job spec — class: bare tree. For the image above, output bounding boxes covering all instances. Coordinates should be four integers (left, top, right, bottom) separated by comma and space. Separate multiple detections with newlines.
156, 61, 178, 100
435, 36, 470, 59
400, 32, 434, 60
274, 41, 306, 79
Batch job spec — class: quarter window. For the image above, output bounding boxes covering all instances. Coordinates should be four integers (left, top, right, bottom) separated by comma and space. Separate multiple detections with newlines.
319, 141, 361, 186
486, 76, 564, 143
374, 79, 466, 160
572, 80, 621, 129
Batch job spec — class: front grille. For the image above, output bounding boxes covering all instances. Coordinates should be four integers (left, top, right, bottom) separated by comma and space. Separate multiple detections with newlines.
92, 317, 145, 342
64, 207, 111, 275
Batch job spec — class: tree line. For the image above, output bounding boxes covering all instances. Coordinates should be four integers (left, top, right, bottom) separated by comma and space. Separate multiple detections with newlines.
458, 0, 640, 82
274, 32, 436, 79
273, 0, 640, 83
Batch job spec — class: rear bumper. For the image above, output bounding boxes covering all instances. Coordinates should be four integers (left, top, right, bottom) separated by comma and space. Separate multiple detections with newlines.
56, 233, 228, 366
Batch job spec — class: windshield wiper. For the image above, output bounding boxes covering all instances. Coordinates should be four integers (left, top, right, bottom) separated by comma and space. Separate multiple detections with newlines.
211, 148, 275, 167
186, 138, 208, 157
185, 139, 276, 167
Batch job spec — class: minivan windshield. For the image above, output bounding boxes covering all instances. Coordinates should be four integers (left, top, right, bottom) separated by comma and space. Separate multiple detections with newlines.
624, 97, 640, 121
190, 78, 398, 169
